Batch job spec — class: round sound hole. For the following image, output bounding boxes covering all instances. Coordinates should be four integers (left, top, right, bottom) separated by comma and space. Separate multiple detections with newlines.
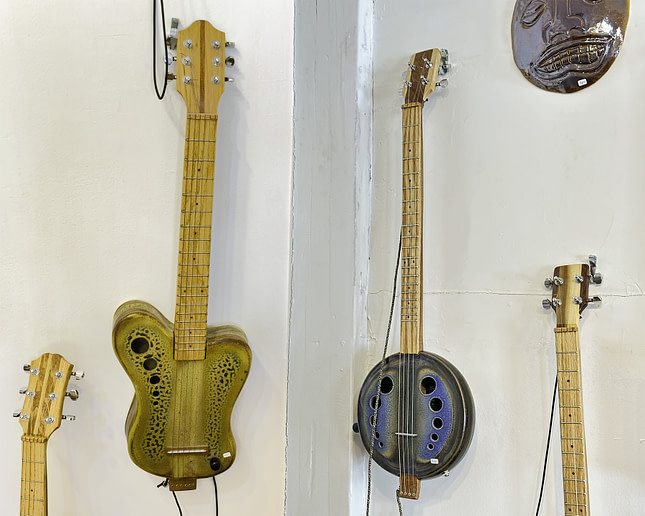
149, 374, 161, 385
420, 376, 437, 395
427, 443, 434, 450
432, 417, 444, 430
131, 337, 149, 354
370, 395, 382, 410
430, 433, 439, 441
380, 376, 394, 394
429, 397, 443, 412
143, 358, 158, 371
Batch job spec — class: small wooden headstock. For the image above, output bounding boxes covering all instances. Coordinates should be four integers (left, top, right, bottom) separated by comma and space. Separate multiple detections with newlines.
544, 255, 602, 327
175, 20, 231, 114
402, 48, 449, 104
17, 354, 76, 440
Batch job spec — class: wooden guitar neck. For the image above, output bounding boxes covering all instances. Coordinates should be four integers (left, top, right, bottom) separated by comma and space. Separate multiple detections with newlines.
400, 102, 424, 357
17, 353, 77, 516
174, 113, 218, 361
554, 326, 589, 515
546, 259, 601, 515
20, 438, 49, 516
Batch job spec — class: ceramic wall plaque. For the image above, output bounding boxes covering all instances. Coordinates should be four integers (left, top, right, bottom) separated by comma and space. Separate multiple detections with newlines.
512, 0, 629, 93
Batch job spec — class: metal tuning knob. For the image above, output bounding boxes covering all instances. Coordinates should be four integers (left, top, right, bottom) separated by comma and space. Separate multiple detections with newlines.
62, 415, 76, 421
66, 389, 80, 401
588, 255, 602, 285
72, 370, 85, 380
166, 18, 179, 50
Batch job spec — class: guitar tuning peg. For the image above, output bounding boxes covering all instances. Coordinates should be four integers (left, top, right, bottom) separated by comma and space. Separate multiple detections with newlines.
542, 299, 553, 309
435, 78, 448, 89
225, 56, 235, 67
66, 389, 80, 401
439, 49, 451, 74
72, 370, 85, 380
225, 41, 235, 48
23, 364, 31, 372
587, 295, 602, 305
19, 387, 27, 395
13, 410, 21, 418
62, 415, 76, 421
166, 18, 179, 50
225, 77, 235, 83
588, 254, 602, 284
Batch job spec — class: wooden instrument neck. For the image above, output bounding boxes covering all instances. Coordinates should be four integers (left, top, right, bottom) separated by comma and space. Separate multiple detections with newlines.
20, 436, 49, 516
174, 113, 218, 361
400, 102, 424, 355
554, 325, 589, 515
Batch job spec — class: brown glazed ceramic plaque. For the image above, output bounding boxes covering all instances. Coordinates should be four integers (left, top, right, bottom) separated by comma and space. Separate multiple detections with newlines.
512, 0, 629, 93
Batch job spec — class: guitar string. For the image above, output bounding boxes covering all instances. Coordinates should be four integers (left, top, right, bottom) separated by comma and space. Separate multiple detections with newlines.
400, 85, 423, 497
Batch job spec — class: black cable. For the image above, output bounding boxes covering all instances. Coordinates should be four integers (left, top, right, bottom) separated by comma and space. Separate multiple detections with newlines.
152, 0, 169, 99
213, 476, 219, 516
535, 375, 558, 516
172, 491, 184, 516
157, 479, 183, 516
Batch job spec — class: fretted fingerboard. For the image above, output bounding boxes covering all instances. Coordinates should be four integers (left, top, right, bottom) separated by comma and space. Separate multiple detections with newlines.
400, 102, 424, 356
174, 113, 218, 361
555, 326, 589, 515
397, 102, 424, 501
20, 436, 48, 516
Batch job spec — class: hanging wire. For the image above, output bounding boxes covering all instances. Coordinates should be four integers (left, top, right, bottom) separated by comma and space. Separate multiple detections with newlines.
366, 233, 404, 516
157, 479, 183, 516
152, 0, 169, 99
213, 476, 219, 516
535, 375, 558, 515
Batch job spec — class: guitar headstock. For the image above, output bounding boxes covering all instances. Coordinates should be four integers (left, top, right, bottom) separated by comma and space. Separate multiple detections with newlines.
543, 255, 602, 327
402, 48, 450, 104
16, 354, 79, 440
175, 20, 233, 114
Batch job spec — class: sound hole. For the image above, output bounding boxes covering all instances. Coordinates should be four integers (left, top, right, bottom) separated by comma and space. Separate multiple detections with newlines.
370, 395, 382, 410
431, 433, 439, 441
420, 376, 437, 395
380, 376, 394, 394
432, 417, 444, 430
149, 374, 161, 385
427, 443, 434, 450
429, 397, 443, 412
131, 337, 149, 354
143, 358, 158, 371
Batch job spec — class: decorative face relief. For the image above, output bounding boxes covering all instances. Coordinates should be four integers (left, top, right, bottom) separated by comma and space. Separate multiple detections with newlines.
512, 0, 629, 93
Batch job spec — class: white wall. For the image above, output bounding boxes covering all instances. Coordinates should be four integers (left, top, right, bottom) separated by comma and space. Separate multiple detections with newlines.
0, 1, 292, 514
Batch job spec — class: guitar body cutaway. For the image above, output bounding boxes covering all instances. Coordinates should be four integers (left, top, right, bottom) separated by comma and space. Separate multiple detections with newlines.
113, 300, 251, 490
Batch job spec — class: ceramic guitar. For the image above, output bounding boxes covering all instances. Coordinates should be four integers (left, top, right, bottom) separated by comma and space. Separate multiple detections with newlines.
113, 20, 251, 491
355, 49, 475, 500
16, 353, 80, 516
544, 256, 602, 515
